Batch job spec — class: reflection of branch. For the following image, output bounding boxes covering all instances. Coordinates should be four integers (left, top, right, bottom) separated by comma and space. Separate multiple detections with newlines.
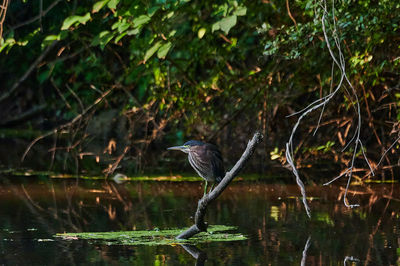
180, 245, 207, 266
343, 256, 359, 265
301, 236, 311, 266
177, 132, 263, 239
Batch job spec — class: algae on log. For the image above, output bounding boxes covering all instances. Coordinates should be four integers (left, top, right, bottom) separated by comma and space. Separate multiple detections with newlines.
55, 225, 247, 246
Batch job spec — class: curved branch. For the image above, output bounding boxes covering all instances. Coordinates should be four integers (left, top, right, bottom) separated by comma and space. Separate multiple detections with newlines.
176, 132, 263, 240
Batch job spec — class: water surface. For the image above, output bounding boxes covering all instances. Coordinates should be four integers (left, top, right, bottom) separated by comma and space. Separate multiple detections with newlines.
0, 176, 398, 265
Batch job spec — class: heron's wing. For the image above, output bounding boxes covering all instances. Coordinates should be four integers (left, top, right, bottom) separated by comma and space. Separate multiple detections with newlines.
207, 145, 225, 182
188, 149, 209, 179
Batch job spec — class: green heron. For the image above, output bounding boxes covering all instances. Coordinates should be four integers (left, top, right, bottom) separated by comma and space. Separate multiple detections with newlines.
167, 140, 225, 195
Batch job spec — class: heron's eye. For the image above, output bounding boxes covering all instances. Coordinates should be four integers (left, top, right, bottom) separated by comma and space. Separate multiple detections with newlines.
184, 145, 190, 148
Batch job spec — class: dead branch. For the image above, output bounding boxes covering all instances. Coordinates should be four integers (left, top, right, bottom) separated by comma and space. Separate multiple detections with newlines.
21, 88, 113, 162
176, 132, 263, 240
286, 0, 297, 27
0, 0, 9, 39
286, 0, 371, 217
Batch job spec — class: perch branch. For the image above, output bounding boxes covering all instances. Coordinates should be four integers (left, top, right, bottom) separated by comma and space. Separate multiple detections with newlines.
176, 132, 263, 240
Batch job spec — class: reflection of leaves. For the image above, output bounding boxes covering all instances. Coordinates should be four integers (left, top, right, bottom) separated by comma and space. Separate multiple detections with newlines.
315, 212, 334, 226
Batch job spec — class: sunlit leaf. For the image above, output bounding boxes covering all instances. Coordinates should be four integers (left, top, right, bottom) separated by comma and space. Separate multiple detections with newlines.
157, 42, 172, 59
219, 15, 237, 34
107, 0, 119, 9
198, 28, 206, 39
211, 22, 220, 33
92, 0, 110, 13
41, 34, 61, 48
144, 41, 162, 63
133, 15, 151, 28
114, 32, 127, 43
234, 6, 247, 16
61, 13, 91, 30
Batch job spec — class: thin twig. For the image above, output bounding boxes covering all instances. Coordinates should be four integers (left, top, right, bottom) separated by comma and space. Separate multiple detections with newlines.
0, 0, 9, 39
286, 0, 297, 27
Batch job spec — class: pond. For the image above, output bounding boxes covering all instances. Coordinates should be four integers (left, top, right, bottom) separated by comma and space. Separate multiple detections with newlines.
0, 175, 398, 265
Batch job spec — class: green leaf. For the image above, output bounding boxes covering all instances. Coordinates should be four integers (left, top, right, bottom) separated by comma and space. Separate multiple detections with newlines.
211, 22, 220, 33
0, 37, 16, 53
219, 15, 237, 34
107, 0, 119, 9
114, 32, 127, 43
144, 41, 162, 63
133, 15, 150, 28
41, 34, 61, 48
112, 19, 130, 33
126, 28, 140, 35
92, 0, 110, 13
234, 6, 247, 16
61, 13, 91, 30
198, 28, 206, 39
148, 6, 160, 17
91, 31, 115, 50
157, 42, 172, 59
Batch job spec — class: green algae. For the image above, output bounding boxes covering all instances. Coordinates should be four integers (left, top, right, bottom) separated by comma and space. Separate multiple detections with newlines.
55, 225, 247, 246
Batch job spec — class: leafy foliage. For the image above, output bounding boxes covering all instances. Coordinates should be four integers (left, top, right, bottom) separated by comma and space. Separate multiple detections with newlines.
0, 0, 400, 175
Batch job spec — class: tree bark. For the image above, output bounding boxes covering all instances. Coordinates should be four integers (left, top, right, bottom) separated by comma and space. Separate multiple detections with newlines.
176, 132, 263, 240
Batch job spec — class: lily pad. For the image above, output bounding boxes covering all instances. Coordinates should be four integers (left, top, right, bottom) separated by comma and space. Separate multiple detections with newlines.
55, 225, 247, 246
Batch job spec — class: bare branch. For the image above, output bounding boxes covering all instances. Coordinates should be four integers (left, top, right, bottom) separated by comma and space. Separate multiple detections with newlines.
21, 89, 113, 162
0, 0, 9, 39
286, 0, 372, 215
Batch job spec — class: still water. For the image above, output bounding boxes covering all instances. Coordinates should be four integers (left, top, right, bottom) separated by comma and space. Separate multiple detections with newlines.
0, 175, 398, 265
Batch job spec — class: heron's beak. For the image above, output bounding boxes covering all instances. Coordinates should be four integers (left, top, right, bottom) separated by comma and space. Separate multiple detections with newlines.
167, 145, 190, 153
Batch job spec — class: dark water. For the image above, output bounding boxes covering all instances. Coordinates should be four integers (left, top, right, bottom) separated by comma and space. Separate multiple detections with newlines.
0, 176, 399, 265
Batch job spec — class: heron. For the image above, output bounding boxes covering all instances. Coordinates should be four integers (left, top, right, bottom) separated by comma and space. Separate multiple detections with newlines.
167, 140, 225, 195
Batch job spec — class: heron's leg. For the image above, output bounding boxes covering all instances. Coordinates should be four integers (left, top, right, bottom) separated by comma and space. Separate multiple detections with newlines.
203, 181, 208, 196
209, 183, 215, 193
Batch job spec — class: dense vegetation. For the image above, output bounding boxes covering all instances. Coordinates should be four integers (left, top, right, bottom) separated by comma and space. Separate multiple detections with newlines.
1, 0, 399, 178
